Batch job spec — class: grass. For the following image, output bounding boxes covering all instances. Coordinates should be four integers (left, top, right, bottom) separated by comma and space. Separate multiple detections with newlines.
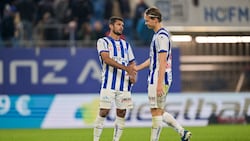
0, 124, 250, 141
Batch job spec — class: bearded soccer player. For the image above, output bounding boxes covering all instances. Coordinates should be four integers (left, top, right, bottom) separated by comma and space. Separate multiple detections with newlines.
93, 16, 137, 141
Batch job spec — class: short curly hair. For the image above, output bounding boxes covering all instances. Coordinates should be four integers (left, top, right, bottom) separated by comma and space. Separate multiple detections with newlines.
109, 16, 124, 25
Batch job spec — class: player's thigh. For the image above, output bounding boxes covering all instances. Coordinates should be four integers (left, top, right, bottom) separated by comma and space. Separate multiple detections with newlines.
99, 89, 115, 109
115, 91, 133, 109
148, 84, 168, 109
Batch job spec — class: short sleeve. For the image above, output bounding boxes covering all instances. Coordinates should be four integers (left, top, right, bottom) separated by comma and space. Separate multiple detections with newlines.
127, 43, 135, 62
97, 38, 109, 55
156, 34, 170, 53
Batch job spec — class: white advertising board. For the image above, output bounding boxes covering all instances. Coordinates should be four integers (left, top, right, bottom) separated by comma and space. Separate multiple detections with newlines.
42, 93, 250, 128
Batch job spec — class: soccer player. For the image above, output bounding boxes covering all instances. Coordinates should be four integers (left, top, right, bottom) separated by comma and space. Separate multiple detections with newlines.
93, 16, 137, 141
134, 7, 192, 141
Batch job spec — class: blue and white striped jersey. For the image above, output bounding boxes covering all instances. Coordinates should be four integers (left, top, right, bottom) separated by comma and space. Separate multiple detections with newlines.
148, 28, 172, 85
97, 36, 135, 91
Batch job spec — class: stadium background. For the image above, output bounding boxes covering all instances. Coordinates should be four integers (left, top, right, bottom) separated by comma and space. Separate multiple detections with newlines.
0, 0, 250, 134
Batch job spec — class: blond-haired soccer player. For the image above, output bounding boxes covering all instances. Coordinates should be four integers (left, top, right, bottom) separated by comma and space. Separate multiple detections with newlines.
135, 7, 192, 141
93, 16, 136, 141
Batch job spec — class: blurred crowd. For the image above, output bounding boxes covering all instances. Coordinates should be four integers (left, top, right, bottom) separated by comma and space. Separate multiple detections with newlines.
0, 0, 154, 47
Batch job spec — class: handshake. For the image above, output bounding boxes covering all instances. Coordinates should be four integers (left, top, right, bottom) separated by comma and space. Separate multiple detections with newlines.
126, 64, 138, 84
125, 59, 148, 84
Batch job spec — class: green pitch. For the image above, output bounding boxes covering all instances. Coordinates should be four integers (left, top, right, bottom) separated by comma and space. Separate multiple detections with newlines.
0, 125, 250, 141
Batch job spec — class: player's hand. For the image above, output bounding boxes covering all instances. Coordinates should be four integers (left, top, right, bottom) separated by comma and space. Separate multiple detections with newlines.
129, 72, 137, 84
133, 65, 139, 71
157, 84, 165, 97
126, 65, 137, 77
126, 63, 137, 84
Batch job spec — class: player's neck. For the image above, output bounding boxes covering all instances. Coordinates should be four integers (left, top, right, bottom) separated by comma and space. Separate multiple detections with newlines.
109, 32, 120, 40
153, 23, 162, 33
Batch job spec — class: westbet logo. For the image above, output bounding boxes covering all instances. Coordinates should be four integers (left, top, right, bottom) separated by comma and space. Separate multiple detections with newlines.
72, 94, 250, 127
74, 98, 99, 124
